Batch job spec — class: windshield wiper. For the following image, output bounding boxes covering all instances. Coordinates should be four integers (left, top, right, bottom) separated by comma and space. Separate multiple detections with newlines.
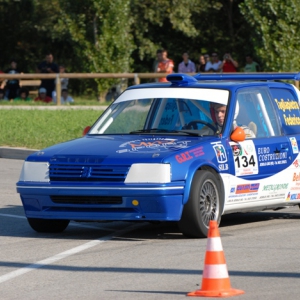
129, 128, 170, 134
129, 128, 201, 136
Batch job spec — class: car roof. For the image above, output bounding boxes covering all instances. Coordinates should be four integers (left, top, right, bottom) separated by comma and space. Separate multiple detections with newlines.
127, 73, 300, 92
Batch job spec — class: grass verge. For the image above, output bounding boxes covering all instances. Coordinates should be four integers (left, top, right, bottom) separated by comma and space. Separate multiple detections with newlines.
0, 109, 103, 149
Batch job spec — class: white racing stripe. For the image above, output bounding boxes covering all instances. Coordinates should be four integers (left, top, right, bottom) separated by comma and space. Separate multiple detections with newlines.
0, 223, 145, 284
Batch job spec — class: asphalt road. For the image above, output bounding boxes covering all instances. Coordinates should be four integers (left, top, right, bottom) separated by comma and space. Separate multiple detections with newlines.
1, 158, 300, 300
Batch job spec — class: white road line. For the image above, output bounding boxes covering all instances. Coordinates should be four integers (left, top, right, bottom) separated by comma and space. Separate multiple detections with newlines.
0, 223, 145, 284
0, 213, 26, 219
0, 213, 117, 231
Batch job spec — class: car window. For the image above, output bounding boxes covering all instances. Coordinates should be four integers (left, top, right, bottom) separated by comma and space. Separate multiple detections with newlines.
235, 88, 281, 138
270, 87, 300, 135
90, 98, 227, 135
148, 98, 213, 130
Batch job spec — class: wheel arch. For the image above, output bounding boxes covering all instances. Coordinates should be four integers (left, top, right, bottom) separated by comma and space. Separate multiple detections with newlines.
182, 162, 225, 214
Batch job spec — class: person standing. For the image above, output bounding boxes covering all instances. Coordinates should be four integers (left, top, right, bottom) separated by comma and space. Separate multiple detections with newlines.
156, 49, 174, 82
37, 53, 59, 98
197, 55, 207, 72
205, 52, 223, 72
178, 52, 196, 73
5, 59, 20, 100
244, 54, 260, 72
222, 53, 239, 72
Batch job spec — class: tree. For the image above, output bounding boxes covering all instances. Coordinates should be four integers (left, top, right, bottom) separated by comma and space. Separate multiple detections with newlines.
56, 0, 134, 97
240, 0, 300, 71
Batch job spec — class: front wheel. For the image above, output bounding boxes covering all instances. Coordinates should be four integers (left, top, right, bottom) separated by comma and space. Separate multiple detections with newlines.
178, 170, 222, 238
27, 218, 70, 233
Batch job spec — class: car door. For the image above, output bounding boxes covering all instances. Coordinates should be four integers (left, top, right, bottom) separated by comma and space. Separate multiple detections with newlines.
227, 87, 293, 207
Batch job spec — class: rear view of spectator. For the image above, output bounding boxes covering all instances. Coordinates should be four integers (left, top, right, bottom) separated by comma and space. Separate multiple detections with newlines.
14, 88, 31, 101
5, 59, 20, 100
244, 54, 260, 72
34, 87, 52, 103
37, 52, 59, 98
205, 52, 222, 72
178, 52, 196, 73
222, 53, 238, 72
156, 49, 174, 82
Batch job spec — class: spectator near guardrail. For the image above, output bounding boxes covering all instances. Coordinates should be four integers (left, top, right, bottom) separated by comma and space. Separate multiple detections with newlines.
37, 53, 59, 98
4, 59, 20, 100
52, 65, 69, 100
34, 87, 52, 103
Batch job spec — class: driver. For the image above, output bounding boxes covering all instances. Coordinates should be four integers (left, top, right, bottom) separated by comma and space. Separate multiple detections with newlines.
212, 102, 255, 138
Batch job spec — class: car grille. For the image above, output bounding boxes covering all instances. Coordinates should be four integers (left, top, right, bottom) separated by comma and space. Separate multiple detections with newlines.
50, 195, 122, 205
49, 156, 130, 182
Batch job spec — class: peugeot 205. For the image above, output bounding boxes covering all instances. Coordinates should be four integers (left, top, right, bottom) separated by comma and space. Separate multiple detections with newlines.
17, 73, 300, 237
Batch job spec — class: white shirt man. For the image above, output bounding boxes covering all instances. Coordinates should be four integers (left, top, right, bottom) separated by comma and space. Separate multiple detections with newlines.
205, 53, 223, 72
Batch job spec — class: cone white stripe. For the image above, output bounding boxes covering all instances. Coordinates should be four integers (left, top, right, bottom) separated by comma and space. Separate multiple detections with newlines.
206, 237, 223, 251
202, 264, 229, 279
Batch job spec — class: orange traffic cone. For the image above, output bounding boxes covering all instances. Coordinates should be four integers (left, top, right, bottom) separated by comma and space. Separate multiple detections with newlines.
187, 220, 244, 297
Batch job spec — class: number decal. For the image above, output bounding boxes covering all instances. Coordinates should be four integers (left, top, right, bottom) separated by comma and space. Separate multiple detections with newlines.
231, 141, 258, 176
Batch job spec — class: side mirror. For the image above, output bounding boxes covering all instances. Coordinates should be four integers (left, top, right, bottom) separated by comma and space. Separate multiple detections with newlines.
82, 126, 91, 136
230, 126, 245, 142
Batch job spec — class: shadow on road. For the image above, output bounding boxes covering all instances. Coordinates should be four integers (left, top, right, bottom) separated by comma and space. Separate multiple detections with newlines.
1, 204, 300, 240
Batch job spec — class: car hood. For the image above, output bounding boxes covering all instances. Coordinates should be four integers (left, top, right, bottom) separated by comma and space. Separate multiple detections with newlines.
27, 134, 217, 164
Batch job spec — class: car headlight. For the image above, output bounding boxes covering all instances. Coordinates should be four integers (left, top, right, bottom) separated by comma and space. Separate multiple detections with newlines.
19, 161, 49, 182
125, 163, 171, 183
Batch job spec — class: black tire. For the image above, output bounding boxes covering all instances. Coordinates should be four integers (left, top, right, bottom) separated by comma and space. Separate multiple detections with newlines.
27, 218, 70, 233
178, 170, 222, 238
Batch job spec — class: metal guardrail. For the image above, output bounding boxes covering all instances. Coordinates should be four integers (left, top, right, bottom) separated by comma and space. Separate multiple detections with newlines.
1, 72, 299, 105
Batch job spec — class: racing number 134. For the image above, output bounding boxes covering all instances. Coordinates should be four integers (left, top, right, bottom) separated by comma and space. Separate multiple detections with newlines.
234, 155, 256, 168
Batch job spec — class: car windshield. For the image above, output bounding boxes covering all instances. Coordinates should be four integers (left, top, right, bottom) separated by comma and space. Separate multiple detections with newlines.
89, 88, 229, 136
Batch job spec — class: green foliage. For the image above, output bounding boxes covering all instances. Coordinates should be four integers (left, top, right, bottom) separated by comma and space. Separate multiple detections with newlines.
240, 0, 300, 71
0, 0, 299, 92
0, 109, 102, 149
57, 0, 134, 92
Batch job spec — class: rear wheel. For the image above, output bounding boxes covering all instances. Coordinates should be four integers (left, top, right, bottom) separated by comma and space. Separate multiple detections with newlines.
178, 170, 221, 238
27, 218, 70, 233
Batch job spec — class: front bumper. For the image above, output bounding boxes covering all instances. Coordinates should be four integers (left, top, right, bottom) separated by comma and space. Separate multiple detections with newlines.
17, 181, 185, 221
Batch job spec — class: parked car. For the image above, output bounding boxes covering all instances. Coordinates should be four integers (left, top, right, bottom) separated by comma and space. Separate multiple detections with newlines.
17, 73, 300, 237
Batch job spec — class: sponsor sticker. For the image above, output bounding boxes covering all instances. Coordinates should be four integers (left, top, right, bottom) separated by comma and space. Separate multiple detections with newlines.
257, 146, 287, 167
117, 138, 191, 153
286, 192, 300, 201
289, 137, 299, 154
212, 142, 227, 163
175, 146, 205, 163
262, 183, 289, 192
236, 183, 260, 194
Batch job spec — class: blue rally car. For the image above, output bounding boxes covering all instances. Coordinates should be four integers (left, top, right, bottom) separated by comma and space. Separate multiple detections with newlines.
16, 73, 300, 237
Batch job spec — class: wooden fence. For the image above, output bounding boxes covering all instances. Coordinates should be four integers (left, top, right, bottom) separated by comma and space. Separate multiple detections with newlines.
1, 73, 299, 105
